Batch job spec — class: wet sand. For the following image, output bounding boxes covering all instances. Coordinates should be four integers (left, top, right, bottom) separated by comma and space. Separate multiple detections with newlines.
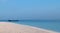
0, 22, 58, 33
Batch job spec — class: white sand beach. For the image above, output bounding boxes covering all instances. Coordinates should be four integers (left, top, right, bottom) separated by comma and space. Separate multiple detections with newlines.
0, 22, 59, 33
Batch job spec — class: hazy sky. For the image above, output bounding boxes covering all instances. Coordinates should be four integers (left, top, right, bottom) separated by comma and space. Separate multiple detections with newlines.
0, 0, 60, 20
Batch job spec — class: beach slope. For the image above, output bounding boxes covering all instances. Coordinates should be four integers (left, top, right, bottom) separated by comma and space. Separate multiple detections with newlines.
0, 22, 59, 33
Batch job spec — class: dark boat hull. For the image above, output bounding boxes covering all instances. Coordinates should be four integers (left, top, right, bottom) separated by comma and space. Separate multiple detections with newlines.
8, 20, 19, 22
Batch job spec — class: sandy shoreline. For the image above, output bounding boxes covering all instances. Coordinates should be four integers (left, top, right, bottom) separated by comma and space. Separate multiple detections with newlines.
0, 22, 59, 33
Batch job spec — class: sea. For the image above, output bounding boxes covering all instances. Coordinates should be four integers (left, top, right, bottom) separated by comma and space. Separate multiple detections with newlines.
0, 20, 60, 32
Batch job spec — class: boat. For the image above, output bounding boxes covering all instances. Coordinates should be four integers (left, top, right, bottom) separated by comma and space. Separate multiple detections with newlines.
8, 20, 19, 22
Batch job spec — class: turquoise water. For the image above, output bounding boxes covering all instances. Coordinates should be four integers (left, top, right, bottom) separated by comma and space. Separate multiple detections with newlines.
0, 20, 60, 32
13, 21, 60, 32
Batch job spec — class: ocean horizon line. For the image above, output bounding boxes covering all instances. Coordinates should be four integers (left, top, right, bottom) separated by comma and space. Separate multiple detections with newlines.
0, 20, 60, 22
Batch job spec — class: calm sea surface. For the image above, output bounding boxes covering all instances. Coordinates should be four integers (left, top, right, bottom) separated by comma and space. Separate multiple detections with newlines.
0, 20, 60, 32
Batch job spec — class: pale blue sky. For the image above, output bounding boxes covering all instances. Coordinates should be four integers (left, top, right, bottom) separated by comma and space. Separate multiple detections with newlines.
0, 0, 60, 20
